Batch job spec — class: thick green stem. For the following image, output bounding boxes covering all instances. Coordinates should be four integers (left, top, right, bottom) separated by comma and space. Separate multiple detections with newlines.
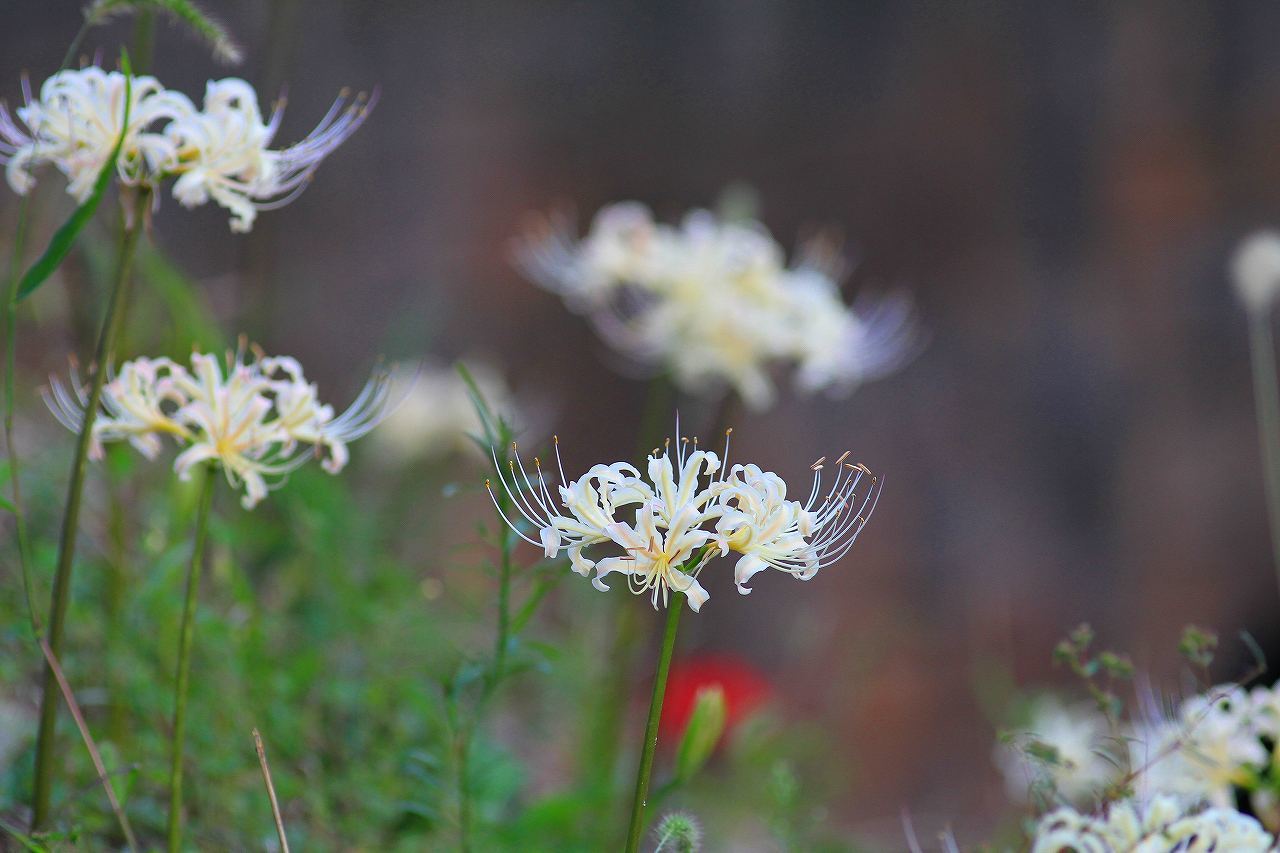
624, 597, 684, 853
31, 188, 149, 830
166, 467, 216, 853
4, 195, 39, 639
1248, 309, 1280, 597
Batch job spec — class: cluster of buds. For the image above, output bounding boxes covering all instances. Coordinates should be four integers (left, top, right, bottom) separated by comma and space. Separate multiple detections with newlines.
45, 345, 391, 508
0, 66, 372, 232
516, 202, 915, 409
488, 422, 879, 611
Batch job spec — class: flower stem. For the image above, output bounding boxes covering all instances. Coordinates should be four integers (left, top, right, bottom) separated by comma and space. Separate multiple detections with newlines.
624, 596, 684, 853
31, 188, 149, 831
167, 466, 216, 853
1248, 309, 1280, 596
4, 195, 39, 639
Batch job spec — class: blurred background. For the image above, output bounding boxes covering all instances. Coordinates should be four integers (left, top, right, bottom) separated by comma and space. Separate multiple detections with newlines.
5, 1, 1280, 848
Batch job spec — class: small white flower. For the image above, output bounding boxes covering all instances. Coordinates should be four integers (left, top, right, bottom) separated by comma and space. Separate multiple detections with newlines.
514, 202, 917, 409
1232, 232, 1280, 313
371, 362, 519, 464
0, 66, 194, 199
46, 345, 390, 509
995, 699, 1118, 804
488, 419, 880, 611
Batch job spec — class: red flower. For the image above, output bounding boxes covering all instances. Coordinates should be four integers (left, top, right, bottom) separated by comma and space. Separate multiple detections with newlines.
659, 653, 772, 741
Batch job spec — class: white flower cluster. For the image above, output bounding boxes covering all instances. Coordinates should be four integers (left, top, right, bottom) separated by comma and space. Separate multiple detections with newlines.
371, 362, 519, 464
45, 346, 391, 508
515, 203, 916, 410
489, 422, 879, 611
1031, 794, 1275, 852
997, 699, 1118, 805
0, 66, 371, 232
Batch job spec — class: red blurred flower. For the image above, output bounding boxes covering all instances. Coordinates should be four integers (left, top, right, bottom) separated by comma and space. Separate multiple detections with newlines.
659, 653, 772, 741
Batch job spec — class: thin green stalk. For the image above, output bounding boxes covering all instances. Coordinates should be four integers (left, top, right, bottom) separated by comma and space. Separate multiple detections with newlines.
31, 188, 150, 831
166, 466, 216, 853
131, 9, 155, 75
1248, 309, 1280, 595
624, 596, 684, 853
4, 195, 39, 639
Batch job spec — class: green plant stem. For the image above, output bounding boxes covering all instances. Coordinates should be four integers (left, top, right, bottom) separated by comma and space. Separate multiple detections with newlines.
4, 195, 39, 639
166, 467, 216, 853
624, 596, 684, 853
131, 9, 155, 75
31, 188, 149, 831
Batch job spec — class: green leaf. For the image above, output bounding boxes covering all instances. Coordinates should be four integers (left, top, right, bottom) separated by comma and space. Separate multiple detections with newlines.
0, 493, 15, 514
16, 51, 133, 303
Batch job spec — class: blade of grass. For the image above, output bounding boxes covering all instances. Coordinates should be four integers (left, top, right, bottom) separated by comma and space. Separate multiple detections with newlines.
39, 639, 140, 853
252, 728, 290, 853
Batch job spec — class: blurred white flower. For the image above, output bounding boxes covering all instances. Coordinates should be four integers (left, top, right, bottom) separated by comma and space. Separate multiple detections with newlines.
488, 419, 880, 611
1032, 795, 1274, 853
0, 66, 371, 231
995, 699, 1117, 804
1130, 685, 1265, 808
371, 362, 518, 464
515, 202, 916, 409
1233, 232, 1280, 313
0, 66, 193, 199
45, 345, 390, 508
166, 79, 373, 232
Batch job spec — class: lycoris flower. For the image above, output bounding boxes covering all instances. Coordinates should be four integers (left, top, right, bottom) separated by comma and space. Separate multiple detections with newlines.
487, 420, 880, 611
1030, 795, 1273, 852
514, 202, 917, 409
45, 344, 391, 508
0, 65, 372, 232
0, 67, 192, 199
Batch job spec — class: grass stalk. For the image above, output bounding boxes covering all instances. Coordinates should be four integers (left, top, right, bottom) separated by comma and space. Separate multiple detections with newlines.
1248, 309, 1280, 598
166, 465, 216, 852
31, 187, 150, 830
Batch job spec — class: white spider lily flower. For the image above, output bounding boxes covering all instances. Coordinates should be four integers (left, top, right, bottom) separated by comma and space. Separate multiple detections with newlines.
514, 201, 917, 409
488, 419, 879, 611
1130, 684, 1266, 808
45, 345, 390, 509
166, 79, 373, 232
1030, 795, 1274, 853
45, 356, 192, 461
594, 503, 715, 611
0, 66, 194, 199
715, 453, 879, 594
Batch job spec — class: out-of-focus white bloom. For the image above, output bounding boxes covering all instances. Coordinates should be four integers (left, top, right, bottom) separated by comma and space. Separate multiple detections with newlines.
45, 345, 390, 508
371, 362, 518, 464
166, 79, 372, 232
488, 419, 879, 611
1130, 685, 1266, 808
514, 202, 916, 410
995, 699, 1117, 804
0, 66, 371, 231
1031, 795, 1274, 853
1233, 232, 1280, 313
0, 67, 193, 199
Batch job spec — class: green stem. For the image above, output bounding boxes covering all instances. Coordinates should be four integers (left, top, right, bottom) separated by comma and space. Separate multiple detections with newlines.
31, 188, 149, 831
4, 195, 39, 639
624, 597, 684, 853
131, 10, 155, 76
166, 467, 216, 853
1248, 309, 1280, 596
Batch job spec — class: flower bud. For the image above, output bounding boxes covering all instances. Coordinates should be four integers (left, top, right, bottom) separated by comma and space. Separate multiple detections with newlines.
674, 685, 727, 783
